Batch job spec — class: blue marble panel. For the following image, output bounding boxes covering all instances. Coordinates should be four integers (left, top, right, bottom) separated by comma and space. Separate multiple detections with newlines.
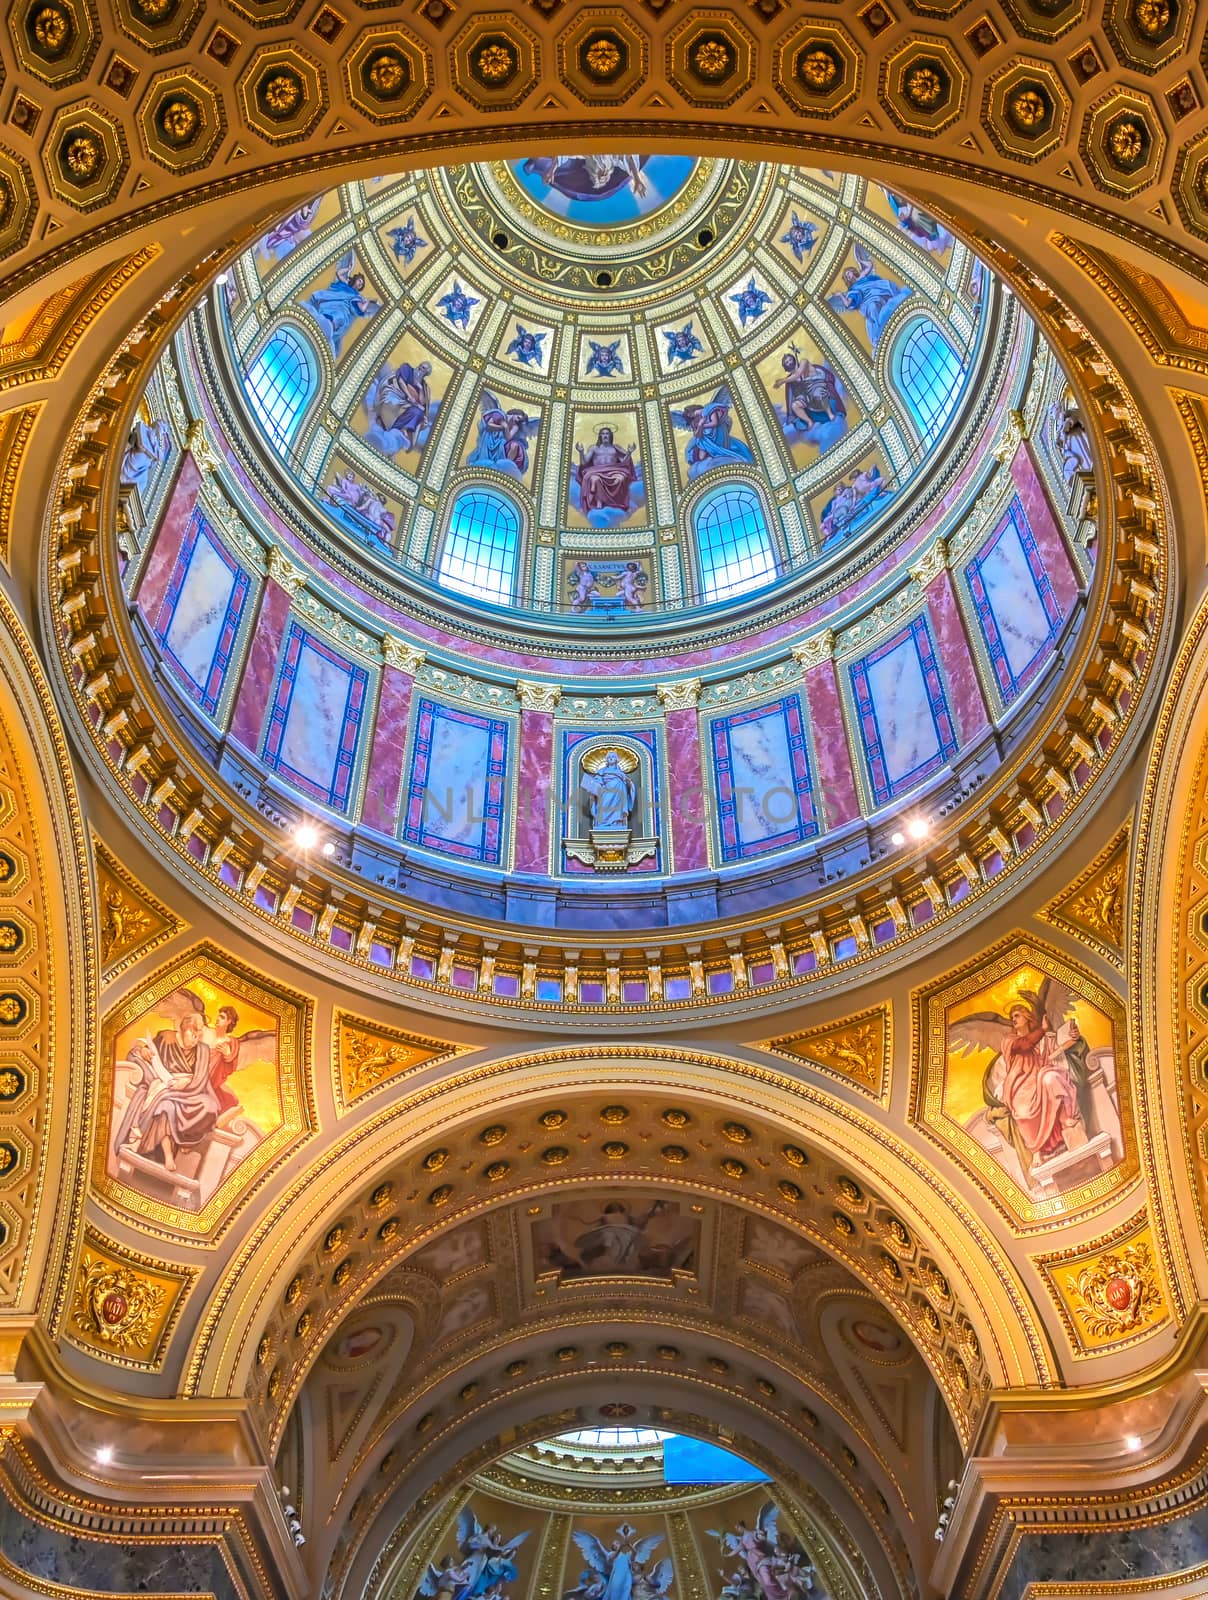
710, 694, 818, 862
261, 621, 368, 812
152, 509, 250, 717
849, 615, 957, 806
965, 499, 1063, 701
402, 698, 508, 866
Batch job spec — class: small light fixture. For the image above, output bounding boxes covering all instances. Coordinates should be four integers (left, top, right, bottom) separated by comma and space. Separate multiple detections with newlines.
295, 823, 319, 850
907, 817, 930, 840
1125, 1433, 1143, 1452
890, 830, 904, 846
321, 840, 336, 858
215, 271, 229, 286
95, 1445, 114, 1466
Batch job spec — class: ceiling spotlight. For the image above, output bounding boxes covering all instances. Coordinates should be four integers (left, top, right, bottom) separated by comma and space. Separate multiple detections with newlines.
907, 817, 930, 840
890, 831, 904, 847
295, 823, 319, 850
95, 1445, 114, 1465
215, 271, 230, 285
321, 840, 336, 858
1125, 1434, 1143, 1452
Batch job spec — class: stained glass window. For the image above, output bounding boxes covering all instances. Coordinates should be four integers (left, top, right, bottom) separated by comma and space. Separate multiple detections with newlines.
694, 485, 778, 603
893, 317, 963, 438
439, 488, 520, 602
244, 327, 317, 451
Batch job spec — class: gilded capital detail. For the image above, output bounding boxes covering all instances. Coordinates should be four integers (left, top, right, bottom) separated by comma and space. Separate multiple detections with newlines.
656, 678, 702, 710
382, 636, 426, 675
791, 631, 836, 670
516, 679, 562, 712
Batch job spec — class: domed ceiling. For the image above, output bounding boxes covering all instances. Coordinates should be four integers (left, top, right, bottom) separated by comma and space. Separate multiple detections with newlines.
214, 158, 989, 621
105, 152, 1102, 1012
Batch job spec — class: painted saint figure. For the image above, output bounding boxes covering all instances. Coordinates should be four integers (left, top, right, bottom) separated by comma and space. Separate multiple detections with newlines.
663, 322, 703, 366
386, 216, 428, 264
522, 154, 648, 203
364, 360, 434, 456
417, 1510, 529, 1600
819, 463, 886, 542
1049, 398, 1093, 484
826, 243, 913, 347
582, 748, 636, 830
573, 428, 639, 519
567, 1525, 671, 1600
323, 469, 396, 543
710, 1504, 814, 1600
882, 188, 953, 255
304, 250, 380, 359
259, 199, 319, 262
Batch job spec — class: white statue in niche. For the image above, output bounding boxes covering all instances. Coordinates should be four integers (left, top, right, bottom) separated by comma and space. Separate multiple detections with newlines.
581, 747, 636, 831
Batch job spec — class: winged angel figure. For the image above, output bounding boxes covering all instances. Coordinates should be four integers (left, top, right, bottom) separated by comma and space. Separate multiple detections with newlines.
825, 242, 912, 348
946, 975, 1093, 1183
417, 1510, 530, 1600
304, 250, 380, 359
567, 1526, 672, 1600
114, 987, 277, 1178
710, 1504, 813, 1600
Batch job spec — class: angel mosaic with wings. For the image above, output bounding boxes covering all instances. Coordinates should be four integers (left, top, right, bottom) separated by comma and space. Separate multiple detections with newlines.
417, 1509, 530, 1600
567, 1525, 672, 1600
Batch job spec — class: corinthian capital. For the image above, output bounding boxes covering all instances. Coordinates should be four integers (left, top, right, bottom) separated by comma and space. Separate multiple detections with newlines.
267, 547, 306, 596
790, 630, 835, 671
382, 635, 426, 675
656, 678, 702, 711
516, 679, 562, 712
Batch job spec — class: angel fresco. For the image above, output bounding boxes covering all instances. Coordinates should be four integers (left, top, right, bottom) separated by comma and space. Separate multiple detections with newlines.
437, 281, 480, 332
710, 1505, 813, 1600
669, 388, 754, 479
364, 359, 436, 457
416, 1510, 530, 1600
522, 154, 649, 204
566, 1526, 672, 1600
110, 986, 278, 1209
322, 468, 395, 545
881, 189, 953, 255
387, 217, 428, 265
585, 339, 625, 379
826, 243, 913, 348
818, 464, 888, 543
780, 212, 819, 265
119, 417, 173, 495
946, 972, 1122, 1197
534, 1195, 697, 1279
466, 392, 539, 479
304, 251, 380, 359
663, 322, 703, 367
730, 277, 774, 328
506, 325, 547, 368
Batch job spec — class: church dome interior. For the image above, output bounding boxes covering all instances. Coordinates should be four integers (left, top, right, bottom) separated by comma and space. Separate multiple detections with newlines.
0, 6, 1205, 1599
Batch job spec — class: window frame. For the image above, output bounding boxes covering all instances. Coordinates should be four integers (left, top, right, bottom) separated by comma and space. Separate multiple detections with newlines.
437, 484, 524, 606
243, 323, 320, 453
690, 480, 781, 606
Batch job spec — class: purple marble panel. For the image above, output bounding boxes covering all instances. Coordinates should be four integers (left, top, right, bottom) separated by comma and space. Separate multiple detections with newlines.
363, 666, 415, 834
135, 452, 202, 622
925, 568, 989, 740
514, 710, 554, 874
664, 706, 708, 872
229, 578, 292, 753
802, 661, 860, 828
1011, 442, 1081, 611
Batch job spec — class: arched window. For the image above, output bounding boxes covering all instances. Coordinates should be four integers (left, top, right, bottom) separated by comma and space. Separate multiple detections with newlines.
438, 488, 520, 603
893, 317, 963, 438
244, 327, 318, 450
694, 485, 777, 603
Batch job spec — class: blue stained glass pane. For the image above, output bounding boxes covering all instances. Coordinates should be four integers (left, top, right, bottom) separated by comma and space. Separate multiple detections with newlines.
439, 489, 520, 603
895, 318, 963, 438
244, 329, 316, 451
695, 485, 777, 603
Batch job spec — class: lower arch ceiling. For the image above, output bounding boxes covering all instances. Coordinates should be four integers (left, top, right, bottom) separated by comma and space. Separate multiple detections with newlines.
0, 15, 1205, 1591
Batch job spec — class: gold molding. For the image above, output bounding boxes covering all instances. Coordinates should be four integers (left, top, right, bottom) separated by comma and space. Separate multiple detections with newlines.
93, 834, 185, 983
1038, 820, 1130, 970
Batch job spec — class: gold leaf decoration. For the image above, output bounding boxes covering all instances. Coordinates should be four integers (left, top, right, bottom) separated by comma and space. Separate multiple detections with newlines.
94, 838, 183, 980
1039, 822, 1130, 968
1036, 1219, 1169, 1355
765, 1002, 892, 1100
68, 1233, 191, 1369
335, 1010, 467, 1107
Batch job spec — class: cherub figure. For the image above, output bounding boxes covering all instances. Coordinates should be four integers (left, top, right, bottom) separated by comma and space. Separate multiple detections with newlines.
730, 277, 774, 328
780, 211, 819, 264
585, 339, 625, 378
437, 281, 480, 332
387, 217, 428, 264
663, 322, 704, 366
506, 325, 547, 368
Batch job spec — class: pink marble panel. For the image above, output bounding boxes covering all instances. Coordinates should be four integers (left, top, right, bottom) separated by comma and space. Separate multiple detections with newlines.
1011, 443, 1080, 612
802, 662, 861, 828
513, 710, 554, 874
362, 667, 414, 834
134, 452, 202, 621
926, 569, 989, 741
228, 578, 292, 753
664, 706, 708, 871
